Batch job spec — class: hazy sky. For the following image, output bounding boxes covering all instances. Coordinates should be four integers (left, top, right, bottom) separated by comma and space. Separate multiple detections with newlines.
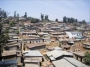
0, 0, 90, 22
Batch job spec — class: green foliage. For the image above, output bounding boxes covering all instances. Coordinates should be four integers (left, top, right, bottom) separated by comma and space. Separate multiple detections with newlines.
41, 13, 44, 21
4, 28, 9, 33
9, 21, 15, 27
14, 11, 16, 18
28, 17, 39, 23
81, 20, 86, 24
16, 29, 19, 34
0, 23, 2, 34
24, 12, 27, 19
45, 15, 49, 21
83, 51, 90, 65
55, 18, 58, 22
63, 16, 86, 24
63, 16, 67, 22
0, 8, 9, 60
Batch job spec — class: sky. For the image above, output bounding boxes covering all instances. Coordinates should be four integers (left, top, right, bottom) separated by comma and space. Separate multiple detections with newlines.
0, 0, 90, 22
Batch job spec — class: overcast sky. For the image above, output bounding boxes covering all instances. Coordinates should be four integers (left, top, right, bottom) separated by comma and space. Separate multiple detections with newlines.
0, 0, 90, 22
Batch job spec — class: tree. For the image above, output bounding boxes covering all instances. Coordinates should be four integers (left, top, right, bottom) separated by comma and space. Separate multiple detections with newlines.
0, 8, 9, 60
74, 19, 78, 22
81, 20, 86, 24
67, 18, 71, 23
24, 12, 27, 19
41, 13, 44, 21
0, 23, 2, 34
9, 21, 15, 27
83, 51, 90, 65
45, 15, 49, 21
17, 14, 19, 21
14, 11, 16, 18
63, 16, 67, 23
55, 18, 58, 22
31, 18, 39, 23
70, 17, 74, 23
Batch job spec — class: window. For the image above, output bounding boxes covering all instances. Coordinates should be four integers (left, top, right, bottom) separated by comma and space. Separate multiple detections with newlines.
30, 41, 31, 43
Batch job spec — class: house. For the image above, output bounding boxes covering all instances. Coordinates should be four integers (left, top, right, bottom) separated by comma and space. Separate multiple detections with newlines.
46, 50, 73, 61
25, 43, 46, 50
2, 50, 17, 61
66, 31, 83, 39
20, 31, 37, 36
64, 57, 88, 67
0, 60, 17, 67
52, 58, 75, 67
4, 43, 19, 50
38, 32, 50, 37
23, 50, 43, 67
83, 42, 90, 49
22, 37, 44, 44
46, 49, 88, 67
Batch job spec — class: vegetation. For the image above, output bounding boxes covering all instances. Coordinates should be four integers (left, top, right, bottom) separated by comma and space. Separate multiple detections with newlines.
83, 51, 90, 65
41, 13, 44, 21
14, 11, 16, 18
55, 18, 58, 22
0, 8, 9, 60
63, 16, 86, 24
45, 15, 49, 21
16, 29, 19, 34
9, 21, 15, 27
24, 12, 27, 19
28, 17, 40, 23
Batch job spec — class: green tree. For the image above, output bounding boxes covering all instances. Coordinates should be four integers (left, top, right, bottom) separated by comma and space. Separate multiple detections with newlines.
41, 13, 44, 21
17, 14, 19, 21
14, 11, 16, 18
31, 18, 39, 23
45, 15, 49, 21
0, 8, 9, 60
24, 12, 27, 19
0, 23, 2, 34
9, 21, 15, 27
83, 51, 90, 65
70, 17, 74, 23
63, 16, 67, 23
67, 18, 71, 23
55, 18, 58, 22
16, 29, 19, 34
81, 20, 86, 24
74, 19, 78, 22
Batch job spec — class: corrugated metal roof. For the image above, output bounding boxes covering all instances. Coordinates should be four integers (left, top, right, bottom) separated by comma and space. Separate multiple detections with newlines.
52, 59, 75, 67
46, 50, 73, 59
0, 60, 17, 65
64, 57, 88, 67
23, 50, 43, 57
47, 50, 63, 58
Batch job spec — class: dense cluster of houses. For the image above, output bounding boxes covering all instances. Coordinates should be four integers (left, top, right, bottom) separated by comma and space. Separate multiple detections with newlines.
0, 18, 90, 67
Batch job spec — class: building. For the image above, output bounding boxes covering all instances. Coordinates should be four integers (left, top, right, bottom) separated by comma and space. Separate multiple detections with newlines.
66, 31, 83, 39
26, 43, 46, 50
0, 60, 17, 67
83, 42, 90, 49
2, 50, 17, 61
23, 50, 43, 67
46, 50, 73, 61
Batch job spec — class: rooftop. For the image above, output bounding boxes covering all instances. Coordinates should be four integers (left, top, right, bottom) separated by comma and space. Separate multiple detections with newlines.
2, 50, 17, 56
0, 60, 17, 65
26, 43, 45, 49
64, 57, 88, 67
23, 50, 43, 57
52, 58, 75, 67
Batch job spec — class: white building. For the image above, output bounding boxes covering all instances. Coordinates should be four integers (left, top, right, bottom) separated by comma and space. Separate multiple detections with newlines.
66, 31, 83, 39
